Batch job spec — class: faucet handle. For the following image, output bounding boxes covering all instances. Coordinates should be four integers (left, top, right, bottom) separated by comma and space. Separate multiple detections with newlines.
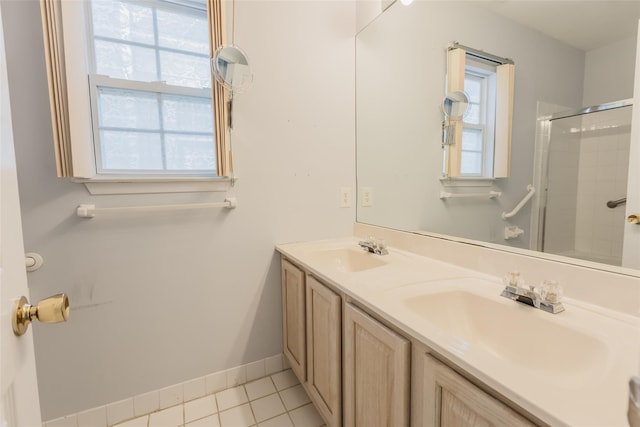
539, 280, 563, 304
358, 236, 388, 255
373, 238, 388, 255
503, 271, 523, 288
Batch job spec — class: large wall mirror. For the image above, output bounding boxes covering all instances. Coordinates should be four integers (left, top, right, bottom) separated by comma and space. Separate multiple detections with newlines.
356, 0, 640, 274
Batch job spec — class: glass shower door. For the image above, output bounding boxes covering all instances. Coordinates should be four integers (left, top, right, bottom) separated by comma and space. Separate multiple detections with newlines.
542, 105, 632, 266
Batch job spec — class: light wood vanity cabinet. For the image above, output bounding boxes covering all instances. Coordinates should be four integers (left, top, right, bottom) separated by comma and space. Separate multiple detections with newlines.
281, 259, 342, 426
281, 259, 307, 381
306, 275, 342, 427
422, 354, 536, 427
280, 257, 537, 427
343, 303, 411, 427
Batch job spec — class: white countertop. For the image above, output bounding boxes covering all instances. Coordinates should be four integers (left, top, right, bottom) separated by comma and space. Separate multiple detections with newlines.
276, 236, 640, 427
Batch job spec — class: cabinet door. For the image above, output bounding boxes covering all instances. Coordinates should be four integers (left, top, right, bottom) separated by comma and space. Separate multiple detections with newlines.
306, 276, 342, 427
423, 354, 536, 427
281, 259, 306, 381
344, 303, 410, 427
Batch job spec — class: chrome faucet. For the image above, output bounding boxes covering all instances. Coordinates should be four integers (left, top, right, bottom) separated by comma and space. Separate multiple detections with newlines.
358, 236, 388, 255
500, 272, 565, 314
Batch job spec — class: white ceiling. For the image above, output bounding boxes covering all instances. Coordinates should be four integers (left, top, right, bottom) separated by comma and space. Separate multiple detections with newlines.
477, 1, 640, 51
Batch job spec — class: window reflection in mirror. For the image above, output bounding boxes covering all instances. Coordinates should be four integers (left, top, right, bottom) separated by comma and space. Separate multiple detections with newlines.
443, 45, 514, 179
461, 60, 497, 176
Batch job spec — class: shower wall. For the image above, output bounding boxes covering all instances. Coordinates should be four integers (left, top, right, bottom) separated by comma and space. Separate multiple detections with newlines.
544, 106, 631, 265
574, 107, 631, 263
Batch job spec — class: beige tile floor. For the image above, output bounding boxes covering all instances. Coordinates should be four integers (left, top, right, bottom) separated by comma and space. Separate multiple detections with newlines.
114, 370, 326, 427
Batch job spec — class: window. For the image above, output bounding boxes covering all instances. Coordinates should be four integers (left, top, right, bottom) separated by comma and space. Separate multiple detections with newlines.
89, 0, 215, 175
40, 0, 230, 185
443, 46, 514, 179
460, 61, 497, 177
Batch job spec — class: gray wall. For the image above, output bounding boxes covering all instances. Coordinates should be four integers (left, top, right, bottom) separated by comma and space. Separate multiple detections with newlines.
2, 0, 355, 419
583, 36, 637, 106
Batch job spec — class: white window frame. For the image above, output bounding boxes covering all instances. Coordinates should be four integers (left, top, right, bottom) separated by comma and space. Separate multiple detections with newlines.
88, 76, 216, 176
443, 45, 513, 179
461, 62, 497, 178
41, 0, 231, 194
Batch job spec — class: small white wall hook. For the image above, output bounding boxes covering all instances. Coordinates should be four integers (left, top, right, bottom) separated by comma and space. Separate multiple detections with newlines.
25, 252, 44, 272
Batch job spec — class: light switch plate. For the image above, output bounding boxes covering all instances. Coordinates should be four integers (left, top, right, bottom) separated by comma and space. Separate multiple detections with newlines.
340, 187, 351, 208
361, 187, 373, 207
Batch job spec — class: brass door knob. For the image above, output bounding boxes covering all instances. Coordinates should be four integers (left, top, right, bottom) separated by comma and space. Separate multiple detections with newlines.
629, 214, 640, 225
12, 293, 69, 336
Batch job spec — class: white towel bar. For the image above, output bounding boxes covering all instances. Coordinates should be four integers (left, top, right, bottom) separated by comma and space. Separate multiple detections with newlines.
502, 185, 535, 219
77, 197, 237, 218
440, 190, 502, 199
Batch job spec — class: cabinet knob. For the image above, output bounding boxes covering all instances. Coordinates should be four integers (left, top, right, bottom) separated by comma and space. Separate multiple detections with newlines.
628, 214, 640, 225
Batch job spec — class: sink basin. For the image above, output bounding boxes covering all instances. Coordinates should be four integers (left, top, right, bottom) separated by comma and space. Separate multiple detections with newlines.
404, 290, 608, 376
306, 247, 387, 272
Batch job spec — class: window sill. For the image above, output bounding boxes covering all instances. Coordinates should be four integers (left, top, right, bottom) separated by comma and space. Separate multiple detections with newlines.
73, 176, 234, 195
439, 177, 497, 188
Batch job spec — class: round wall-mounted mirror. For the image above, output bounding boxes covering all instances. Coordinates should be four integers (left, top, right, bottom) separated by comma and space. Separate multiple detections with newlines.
442, 91, 469, 119
211, 46, 253, 92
